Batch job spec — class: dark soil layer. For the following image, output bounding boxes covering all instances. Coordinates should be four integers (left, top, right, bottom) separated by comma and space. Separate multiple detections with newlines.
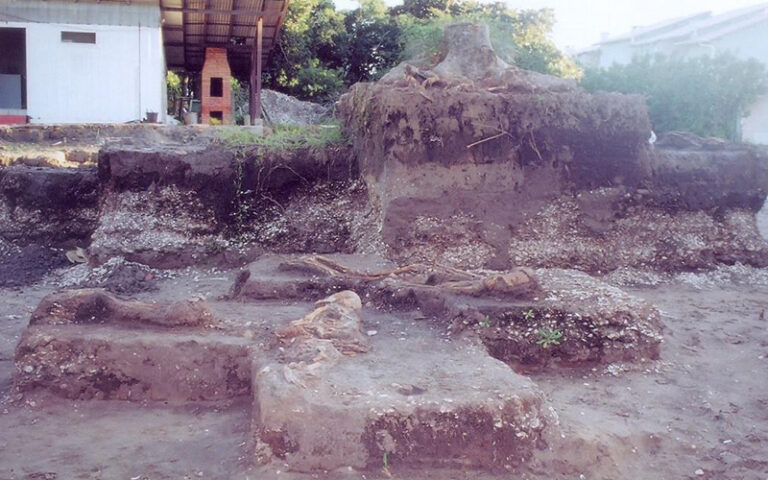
340, 85, 651, 189
99, 143, 357, 227
0, 243, 67, 288
0, 166, 99, 246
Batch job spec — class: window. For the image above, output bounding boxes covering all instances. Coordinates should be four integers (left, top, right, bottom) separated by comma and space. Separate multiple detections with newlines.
61, 31, 96, 44
210, 77, 223, 97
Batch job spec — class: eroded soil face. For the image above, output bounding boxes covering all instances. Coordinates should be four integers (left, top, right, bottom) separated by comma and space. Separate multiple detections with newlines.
0, 268, 766, 479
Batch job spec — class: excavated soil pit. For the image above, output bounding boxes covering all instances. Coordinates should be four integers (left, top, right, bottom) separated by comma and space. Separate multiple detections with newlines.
1, 24, 768, 478
2, 267, 767, 479
232, 254, 662, 370
10, 267, 559, 473
9, 252, 667, 473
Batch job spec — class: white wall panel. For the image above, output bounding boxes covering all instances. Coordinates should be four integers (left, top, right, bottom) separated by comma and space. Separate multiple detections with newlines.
1, 19, 165, 124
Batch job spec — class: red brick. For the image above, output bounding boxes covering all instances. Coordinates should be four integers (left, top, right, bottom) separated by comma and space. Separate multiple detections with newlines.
201, 48, 232, 125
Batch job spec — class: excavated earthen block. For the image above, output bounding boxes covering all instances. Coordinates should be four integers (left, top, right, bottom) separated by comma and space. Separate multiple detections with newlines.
253, 309, 556, 472
15, 325, 252, 401
475, 269, 663, 369
233, 255, 663, 368
31, 288, 212, 328
251, 325, 553, 472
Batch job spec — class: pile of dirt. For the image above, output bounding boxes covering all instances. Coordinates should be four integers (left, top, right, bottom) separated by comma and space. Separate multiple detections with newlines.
56, 256, 159, 295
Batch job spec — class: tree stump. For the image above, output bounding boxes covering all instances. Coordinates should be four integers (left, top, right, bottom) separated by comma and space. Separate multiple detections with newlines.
431, 22, 508, 81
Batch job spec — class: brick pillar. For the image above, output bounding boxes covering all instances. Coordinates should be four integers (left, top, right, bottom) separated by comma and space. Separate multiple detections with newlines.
200, 48, 232, 125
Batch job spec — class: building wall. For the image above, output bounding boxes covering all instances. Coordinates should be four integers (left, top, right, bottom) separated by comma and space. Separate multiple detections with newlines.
596, 42, 633, 68
743, 94, 768, 145
0, 1, 165, 124
705, 20, 768, 144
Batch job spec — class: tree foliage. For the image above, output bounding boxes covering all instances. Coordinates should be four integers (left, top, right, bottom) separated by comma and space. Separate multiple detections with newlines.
581, 54, 767, 141
166, 71, 182, 115
263, 0, 581, 102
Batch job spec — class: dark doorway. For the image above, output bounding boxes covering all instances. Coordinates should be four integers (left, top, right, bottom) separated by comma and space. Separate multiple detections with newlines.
0, 28, 26, 109
210, 77, 223, 97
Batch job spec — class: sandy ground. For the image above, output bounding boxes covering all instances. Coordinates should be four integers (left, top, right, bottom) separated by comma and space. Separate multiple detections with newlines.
0, 269, 766, 479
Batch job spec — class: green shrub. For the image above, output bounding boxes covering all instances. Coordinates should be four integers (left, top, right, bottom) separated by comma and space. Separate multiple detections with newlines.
581, 53, 767, 140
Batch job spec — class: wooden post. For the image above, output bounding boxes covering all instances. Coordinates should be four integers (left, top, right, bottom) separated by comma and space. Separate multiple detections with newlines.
249, 17, 263, 125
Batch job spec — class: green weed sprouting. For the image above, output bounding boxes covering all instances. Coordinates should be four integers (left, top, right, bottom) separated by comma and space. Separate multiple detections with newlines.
536, 329, 563, 349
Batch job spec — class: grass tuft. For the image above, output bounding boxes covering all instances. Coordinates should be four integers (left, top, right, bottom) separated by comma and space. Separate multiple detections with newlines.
216, 122, 346, 151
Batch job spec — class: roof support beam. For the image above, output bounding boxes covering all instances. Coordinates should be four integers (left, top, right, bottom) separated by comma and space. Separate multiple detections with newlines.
181, 0, 188, 71
249, 16, 263, 125
162, 7, 284, 18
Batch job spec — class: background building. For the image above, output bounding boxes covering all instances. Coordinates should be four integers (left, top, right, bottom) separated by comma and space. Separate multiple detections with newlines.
575, 3, 768, 144
0, 0, 288, 125
0, 0, 166, 124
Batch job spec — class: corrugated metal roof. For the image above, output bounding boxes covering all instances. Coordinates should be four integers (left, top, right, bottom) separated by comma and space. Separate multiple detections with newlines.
599, 12, 711, 45
634, 3, 768, 46
160, 0, 290, 76
0, 0, 162, 27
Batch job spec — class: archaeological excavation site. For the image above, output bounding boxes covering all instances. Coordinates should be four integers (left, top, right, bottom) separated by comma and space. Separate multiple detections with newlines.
1, 20, 768, 480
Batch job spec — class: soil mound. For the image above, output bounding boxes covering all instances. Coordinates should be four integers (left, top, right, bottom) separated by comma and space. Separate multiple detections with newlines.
339, 23, 768, 272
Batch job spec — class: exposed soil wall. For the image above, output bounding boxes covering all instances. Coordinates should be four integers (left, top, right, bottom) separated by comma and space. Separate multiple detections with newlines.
90, 143, 362, 268
0, 165, 99, 246
341, 85, 651, 188
338, 85, 768, 272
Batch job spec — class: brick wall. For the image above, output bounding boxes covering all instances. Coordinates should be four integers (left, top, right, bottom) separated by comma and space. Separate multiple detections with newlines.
201, 48, 232, 125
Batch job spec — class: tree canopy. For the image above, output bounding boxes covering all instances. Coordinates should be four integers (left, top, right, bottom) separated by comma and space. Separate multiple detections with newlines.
262, 0, 580, 102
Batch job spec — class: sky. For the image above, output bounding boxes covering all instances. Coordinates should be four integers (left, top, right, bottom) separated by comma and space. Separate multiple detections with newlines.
334, 0, 768, 50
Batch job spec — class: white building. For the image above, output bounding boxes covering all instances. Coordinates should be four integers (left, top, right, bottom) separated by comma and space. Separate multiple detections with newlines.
575, 3, 768, 145
0, 0, 167, 124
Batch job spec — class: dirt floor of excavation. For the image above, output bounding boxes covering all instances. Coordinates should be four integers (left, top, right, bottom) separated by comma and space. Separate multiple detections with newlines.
0, 268, 766, 480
